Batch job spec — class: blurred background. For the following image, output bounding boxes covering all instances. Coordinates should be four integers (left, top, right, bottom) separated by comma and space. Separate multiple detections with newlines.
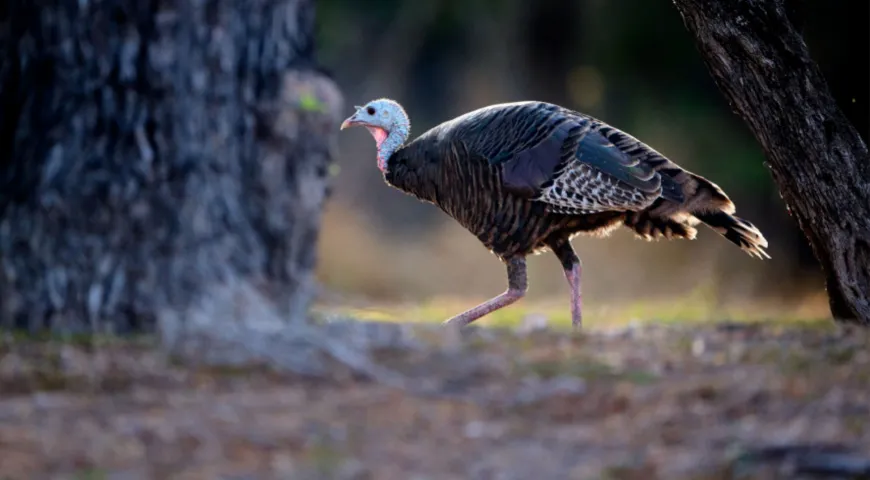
313, 0, 868, 323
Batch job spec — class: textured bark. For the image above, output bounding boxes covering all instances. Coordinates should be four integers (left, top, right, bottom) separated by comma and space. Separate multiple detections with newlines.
672, 0, 870, 324
0, 0, 342, 334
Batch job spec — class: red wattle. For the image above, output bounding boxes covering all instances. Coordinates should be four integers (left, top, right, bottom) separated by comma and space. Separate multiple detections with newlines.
366, 126, 388, 147
367, 126, 390, 172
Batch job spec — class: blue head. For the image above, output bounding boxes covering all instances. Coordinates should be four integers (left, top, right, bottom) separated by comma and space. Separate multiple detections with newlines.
340, 98, 411, 173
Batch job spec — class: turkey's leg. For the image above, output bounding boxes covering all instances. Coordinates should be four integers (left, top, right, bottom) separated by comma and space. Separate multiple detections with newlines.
551, 241, 582, 329
443, 257, 527, 327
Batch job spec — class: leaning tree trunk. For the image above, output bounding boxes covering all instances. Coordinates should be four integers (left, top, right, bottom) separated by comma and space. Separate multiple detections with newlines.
0, 0, 342, 334
672, 0, 870, 324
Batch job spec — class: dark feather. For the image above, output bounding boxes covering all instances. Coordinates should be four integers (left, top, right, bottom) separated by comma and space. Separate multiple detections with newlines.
575, 130, 660, 194
694, 211, 770, 259
501, 120, 572, 198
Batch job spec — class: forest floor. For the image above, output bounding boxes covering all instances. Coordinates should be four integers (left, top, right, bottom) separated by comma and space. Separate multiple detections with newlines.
2, 311, 870, 480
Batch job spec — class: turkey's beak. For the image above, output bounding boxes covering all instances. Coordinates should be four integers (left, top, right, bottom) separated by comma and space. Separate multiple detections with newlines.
340, 107, 365, 130
340, 115, 358, 130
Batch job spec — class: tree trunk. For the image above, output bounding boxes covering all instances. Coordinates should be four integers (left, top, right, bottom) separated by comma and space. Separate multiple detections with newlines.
0, 0, 342, 334
672, 0, 870, 324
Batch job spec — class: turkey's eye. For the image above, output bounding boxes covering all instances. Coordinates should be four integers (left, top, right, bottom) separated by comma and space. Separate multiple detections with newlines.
366, 107, 376, 115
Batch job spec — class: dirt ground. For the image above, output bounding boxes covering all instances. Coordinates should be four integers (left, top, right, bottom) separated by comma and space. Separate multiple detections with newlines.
1, 320, 869, 480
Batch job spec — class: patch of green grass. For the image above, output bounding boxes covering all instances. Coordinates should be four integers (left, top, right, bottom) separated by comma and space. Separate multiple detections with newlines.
822, 344, 858, 364
72, 469, 106, 480
25, 366, 70, 393
0, 331, 156, 394
518, 357, 658, 384
312, 294, 833, 332
303, 435, 348, 477
194, 363, 278, 377
2, 329, 156, 348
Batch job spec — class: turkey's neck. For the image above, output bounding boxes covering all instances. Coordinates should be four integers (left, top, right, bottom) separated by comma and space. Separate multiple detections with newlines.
383, 145, 439, 206
372, 125, 409, 173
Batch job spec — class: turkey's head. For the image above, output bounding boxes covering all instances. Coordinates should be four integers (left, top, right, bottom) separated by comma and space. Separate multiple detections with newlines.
340, 98, 410, 173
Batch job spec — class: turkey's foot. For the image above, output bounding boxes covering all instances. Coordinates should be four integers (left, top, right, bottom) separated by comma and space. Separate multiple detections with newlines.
442, 256, 527, 328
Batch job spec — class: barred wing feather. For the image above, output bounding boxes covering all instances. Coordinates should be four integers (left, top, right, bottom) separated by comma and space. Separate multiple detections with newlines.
455, 102, 684, 215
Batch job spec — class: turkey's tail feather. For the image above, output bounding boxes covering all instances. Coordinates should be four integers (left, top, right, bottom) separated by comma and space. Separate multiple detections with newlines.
624, 203, 698, 241
694, 211, 770, 260
680, 172, 770, 260
625, 169, 770, 259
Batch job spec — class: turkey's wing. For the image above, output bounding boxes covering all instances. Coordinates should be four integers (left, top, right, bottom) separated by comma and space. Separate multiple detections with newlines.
498, 118, 670, 214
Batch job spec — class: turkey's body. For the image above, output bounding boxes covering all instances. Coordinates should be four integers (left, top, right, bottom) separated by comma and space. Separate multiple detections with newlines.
371, 100, 768, 328
386, 135, 623, 260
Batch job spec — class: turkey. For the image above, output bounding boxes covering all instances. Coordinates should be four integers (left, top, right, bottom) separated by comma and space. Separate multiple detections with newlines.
340, 98, 769, 329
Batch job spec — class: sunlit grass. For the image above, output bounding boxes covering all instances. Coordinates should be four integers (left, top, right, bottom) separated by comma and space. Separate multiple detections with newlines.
312, 290, 834, 331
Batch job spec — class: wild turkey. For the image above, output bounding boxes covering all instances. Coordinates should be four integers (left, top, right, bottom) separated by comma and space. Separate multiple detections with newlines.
340, 99, 769, 329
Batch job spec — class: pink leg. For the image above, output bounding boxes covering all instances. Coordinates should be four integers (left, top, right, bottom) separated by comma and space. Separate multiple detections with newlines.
550, 240, 582, 329
564, 262, 582, 329
443, 257, 527, 327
